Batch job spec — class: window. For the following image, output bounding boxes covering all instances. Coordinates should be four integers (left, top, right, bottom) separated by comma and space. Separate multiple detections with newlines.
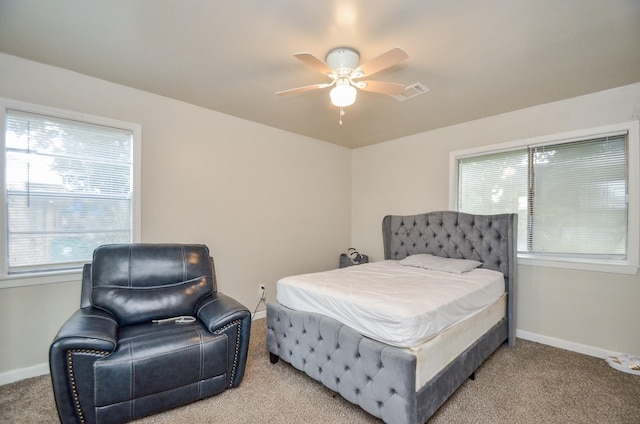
1, 99, 140, 283
450, 122, 639, 274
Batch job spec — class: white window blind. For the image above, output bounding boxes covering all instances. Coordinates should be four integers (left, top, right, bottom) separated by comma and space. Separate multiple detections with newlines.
5, 109, 133, 274
458, 149, 529, 252
530, 136, 627, 257
457, 133, 628, 260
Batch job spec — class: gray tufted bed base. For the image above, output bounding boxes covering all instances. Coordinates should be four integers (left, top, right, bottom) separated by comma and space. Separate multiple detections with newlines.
267, 211, 517, 424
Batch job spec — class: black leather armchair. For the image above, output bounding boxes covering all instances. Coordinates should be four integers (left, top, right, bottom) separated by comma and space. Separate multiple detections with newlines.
49, 244, 251, 424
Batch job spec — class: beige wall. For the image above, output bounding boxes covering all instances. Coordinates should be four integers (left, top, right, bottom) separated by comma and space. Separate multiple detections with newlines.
352, 82, 640, 356
0, 53, 351, 381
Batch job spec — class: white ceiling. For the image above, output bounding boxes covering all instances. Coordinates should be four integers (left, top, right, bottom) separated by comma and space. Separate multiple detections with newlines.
1, 0, 639, 149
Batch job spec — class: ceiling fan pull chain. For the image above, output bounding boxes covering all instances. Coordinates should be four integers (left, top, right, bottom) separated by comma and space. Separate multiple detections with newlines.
339, 107, 345, 125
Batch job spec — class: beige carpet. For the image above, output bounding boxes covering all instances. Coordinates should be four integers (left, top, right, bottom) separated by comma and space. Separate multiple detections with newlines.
1, 318, 639, 423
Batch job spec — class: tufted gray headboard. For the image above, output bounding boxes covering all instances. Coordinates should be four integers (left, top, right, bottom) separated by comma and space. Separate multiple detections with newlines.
382, 211, 518, 346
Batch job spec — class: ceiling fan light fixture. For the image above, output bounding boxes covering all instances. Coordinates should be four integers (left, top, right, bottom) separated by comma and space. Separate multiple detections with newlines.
330, 79, 357, 107
277, 47, 410, 111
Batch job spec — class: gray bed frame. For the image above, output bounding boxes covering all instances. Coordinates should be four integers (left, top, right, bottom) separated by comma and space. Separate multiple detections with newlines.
267, 211, 517, 424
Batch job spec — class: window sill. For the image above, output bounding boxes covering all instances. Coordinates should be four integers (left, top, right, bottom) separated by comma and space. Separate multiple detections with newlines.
0, 269, 82, 289
518, 255, 638, 275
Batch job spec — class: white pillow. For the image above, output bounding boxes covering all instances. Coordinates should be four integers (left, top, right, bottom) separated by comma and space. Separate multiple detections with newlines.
399, 254, 482, 274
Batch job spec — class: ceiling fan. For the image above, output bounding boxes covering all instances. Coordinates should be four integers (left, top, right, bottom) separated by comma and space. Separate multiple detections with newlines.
276, 47, 409, 110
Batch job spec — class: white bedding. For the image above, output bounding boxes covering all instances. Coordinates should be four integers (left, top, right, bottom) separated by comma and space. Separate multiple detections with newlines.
276, 260, 505, 348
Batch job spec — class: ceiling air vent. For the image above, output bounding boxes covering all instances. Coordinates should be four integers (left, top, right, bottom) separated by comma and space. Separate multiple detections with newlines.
391, 82, 430, 101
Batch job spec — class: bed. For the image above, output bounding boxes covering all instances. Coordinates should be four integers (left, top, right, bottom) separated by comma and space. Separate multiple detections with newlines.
266, 211, 517, 424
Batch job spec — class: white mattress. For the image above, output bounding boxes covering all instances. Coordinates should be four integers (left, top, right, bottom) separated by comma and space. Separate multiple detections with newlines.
409, 294, 506, 390
276, 260, 505, 348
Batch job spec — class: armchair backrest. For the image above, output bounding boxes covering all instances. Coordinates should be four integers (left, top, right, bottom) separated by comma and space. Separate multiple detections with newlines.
88, 244, 216, 326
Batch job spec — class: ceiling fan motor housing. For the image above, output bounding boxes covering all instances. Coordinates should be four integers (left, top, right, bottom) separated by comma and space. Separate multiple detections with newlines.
326, 47, 359, 75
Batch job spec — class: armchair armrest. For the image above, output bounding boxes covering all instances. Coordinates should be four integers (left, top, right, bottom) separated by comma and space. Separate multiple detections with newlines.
196, 292, 250, 332
52, 307, 118, 351
196, 292, 251, 387
49, 307, 118, 424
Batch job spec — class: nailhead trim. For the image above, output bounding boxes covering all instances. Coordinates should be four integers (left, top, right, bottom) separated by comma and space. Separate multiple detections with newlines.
67, 349, 109, 423
214, 319, 242, 387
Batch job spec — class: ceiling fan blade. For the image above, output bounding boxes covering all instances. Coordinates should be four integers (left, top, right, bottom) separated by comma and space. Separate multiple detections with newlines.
294, 52, 336, 77
359, 80, 406, 95
354, 47, 408, 77
275, 83, 332, 96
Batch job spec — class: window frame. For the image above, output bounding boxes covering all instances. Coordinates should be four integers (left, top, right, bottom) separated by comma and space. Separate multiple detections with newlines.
0, 98, 141, 288
449, 121, 639, 275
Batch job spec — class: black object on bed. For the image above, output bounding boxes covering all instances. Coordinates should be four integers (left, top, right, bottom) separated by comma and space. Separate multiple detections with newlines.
267, 211, 517, 424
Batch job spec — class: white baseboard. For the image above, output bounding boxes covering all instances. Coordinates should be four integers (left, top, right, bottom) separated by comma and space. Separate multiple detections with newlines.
516, 329, 619, 359
252, 309, 266, 320
0, 362, 49, 386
